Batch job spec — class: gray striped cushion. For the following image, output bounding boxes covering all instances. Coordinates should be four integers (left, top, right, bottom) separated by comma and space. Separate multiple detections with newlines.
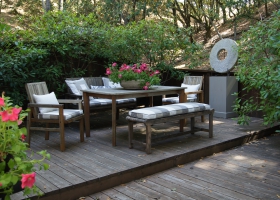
162, 97, 196, 104
87, 98, 136, 107
89, 99, 112, 106
129, 103, 211, 119
38, 109, 83, 120
116, 98, 136, 104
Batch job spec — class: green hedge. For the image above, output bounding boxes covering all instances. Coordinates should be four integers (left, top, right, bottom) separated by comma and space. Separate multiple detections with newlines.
0, 11, 201, 107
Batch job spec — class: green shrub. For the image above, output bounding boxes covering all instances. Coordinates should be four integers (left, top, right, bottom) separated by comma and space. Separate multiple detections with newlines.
234, 10, 280, 126
0, 11, 202, 107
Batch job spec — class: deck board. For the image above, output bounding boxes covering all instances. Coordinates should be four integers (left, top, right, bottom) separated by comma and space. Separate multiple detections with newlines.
9, 109, 279, 200
87, 133, 280, 200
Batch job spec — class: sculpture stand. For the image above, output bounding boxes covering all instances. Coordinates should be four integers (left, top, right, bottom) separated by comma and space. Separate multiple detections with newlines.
209, 76, 238, 118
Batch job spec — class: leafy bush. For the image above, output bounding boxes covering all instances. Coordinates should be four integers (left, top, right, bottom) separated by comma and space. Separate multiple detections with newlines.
0, 11, 201, 107
234, 10, 280, 126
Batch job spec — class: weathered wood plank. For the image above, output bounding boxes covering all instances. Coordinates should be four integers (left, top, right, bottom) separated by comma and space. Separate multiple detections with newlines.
172, 165, 274, 199
134, 177, 195, 200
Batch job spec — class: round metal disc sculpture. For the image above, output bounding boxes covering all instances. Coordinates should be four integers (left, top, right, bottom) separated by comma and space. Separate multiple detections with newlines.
209, 38, 238, 73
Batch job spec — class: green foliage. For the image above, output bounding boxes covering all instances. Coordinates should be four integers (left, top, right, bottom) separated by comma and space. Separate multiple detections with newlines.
106, 63, 161, 89
234, 10, 280, 126
0, 11, 200, 106
0, 94, 50, 199
100, 19, 199, 84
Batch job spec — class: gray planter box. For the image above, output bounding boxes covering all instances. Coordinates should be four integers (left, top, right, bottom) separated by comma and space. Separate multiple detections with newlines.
209, 76, 238, 118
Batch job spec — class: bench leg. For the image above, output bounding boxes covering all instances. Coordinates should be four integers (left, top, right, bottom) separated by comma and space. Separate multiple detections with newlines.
145, 123, 152, 154
209, 110, 214, 138
201, 115, 205, 122
191, 117, 195, 134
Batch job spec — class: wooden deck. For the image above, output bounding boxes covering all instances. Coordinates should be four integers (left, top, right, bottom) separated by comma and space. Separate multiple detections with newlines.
10, 109, 279, 200
86, 132, 280, 200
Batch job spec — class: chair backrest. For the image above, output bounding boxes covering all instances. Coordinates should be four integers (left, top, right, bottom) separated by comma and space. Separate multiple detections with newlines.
25, 82, 49, 117
65, 77, 104, 94
183, 75, 204, 91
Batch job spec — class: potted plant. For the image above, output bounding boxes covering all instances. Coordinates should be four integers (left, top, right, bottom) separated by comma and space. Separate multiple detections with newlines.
105, 62, 161, 90
0, 92, 50, 200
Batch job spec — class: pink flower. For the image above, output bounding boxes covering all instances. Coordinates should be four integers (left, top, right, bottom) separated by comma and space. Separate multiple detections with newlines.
134, 69, 142, 74
118, 74, 122, 79
146, 82, 150, 86
0, 107, 22, 122
0, 182, 2, 187
140, 63, 147, 71
143, 86, 148, 90
17, 120, 23, 125
112, 62, 117, 67
154, 70, 160, 74
21, 134, 26, 141
0, 98, 4, 107
106, 68, 112, 75
120, 64, 130, 71
21, 172, 36, 189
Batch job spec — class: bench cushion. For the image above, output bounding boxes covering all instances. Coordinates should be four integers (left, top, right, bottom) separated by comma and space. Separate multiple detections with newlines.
88, 98, 136, 107
128, 103, 211, 119
38, 109, 83, 120
162, 97, 196, 104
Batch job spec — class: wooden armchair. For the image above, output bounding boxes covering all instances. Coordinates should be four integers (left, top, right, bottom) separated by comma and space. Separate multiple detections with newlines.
162, 75, 205, 121
25, 82, 85, 151
182, 75, 204, 103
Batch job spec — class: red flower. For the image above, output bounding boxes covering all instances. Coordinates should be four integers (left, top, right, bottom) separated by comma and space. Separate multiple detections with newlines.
0, 98, 4, 107
0, 182, 2, 187
106, 68, 112, 75
143, 85, 148, 90
154, 70, 160, 74
0, 107, 22, 122
21, 134, 26, 141
134, 69, 142, 74
21, 173, 36, 189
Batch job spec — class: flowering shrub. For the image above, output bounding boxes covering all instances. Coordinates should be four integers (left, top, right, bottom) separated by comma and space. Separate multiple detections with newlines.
0, 92, 50, 200
105, 62, 161, 90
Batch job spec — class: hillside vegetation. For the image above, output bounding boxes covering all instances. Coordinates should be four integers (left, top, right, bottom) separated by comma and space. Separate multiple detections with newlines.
0, 1, 279, 126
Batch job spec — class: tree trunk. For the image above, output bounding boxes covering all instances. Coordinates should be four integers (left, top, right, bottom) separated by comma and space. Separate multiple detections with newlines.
42, 0, 51, 12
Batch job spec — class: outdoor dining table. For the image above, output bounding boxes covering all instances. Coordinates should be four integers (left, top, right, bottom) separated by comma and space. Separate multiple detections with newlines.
82, 86, 187, 146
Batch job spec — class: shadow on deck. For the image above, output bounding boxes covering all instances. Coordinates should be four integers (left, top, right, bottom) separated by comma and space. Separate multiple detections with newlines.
11, 109, 279, 200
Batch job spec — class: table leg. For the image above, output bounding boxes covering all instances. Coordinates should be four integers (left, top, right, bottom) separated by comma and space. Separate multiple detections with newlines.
179, 89, 186, 132
83, 92, 90, 137
112, 97, 117, 146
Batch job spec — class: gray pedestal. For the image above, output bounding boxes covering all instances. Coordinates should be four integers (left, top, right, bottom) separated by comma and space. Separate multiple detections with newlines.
209, 76, 238, 118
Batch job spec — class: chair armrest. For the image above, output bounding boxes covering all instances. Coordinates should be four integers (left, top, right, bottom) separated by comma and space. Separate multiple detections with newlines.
64, 93, 82, 99
58, 99, 83, 110
185, 90, 203, 95
28, 103, 64, 108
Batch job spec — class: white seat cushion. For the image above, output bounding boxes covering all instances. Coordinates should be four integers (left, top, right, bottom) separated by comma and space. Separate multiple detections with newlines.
181, 83, 200, 98
116, 98, 136, 104
129, 103, 211, 119
162, 97, 197, 104
65, 78, 89, 95
33, 92, 59, 113
102, 77, 121, 88
87, 98, 136, 107
37, 109, 83, 120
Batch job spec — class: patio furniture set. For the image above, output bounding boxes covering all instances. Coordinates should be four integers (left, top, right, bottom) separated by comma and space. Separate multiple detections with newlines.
25, 76, 214, 153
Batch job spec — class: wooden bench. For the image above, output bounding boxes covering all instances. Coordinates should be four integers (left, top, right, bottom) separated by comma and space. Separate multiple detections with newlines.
65, 77, 137, 118
126, 102, 214, 154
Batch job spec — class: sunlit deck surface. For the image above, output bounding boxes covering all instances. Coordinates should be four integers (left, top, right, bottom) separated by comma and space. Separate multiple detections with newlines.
11, 109, 279, 200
